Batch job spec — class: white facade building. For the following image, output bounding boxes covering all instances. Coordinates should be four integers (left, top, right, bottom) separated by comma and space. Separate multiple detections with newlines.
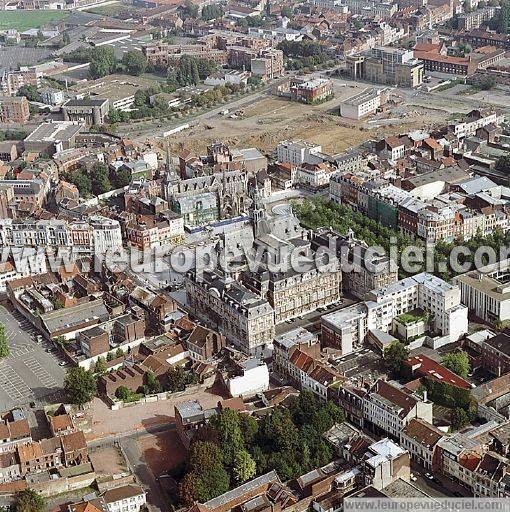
340, 88, 384, 120
451, 109, 505, 139
276, 140, 322, 166
227, 358, 269, 397
363, 380, 433, 439
103, 485, 146, 512
453, 259, 510, 323
90, 216, 123, 255
0, 217, 122, 256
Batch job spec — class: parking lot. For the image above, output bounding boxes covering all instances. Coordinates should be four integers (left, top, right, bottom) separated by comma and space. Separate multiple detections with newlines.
0, 303, 67, 411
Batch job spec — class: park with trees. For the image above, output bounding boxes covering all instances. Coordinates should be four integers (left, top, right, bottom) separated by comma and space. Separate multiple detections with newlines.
293, 196, 510, 281
176, 390, 344, 506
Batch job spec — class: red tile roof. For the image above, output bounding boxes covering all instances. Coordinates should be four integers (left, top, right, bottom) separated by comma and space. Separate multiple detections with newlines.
405, 354, 472, 390
289, 349, 314, 373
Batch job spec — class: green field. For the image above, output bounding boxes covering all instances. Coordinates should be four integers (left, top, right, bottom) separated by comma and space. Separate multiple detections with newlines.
0, 10, 69, 31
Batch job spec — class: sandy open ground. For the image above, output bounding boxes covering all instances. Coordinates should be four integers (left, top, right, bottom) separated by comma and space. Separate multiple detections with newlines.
138, 429, 186, 476
87, 383, 227, 441
162, 88, 448, 157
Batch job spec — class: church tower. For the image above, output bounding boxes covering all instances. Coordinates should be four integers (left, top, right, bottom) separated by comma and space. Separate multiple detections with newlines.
250, 184, 269, 238
162, 144, 180, 202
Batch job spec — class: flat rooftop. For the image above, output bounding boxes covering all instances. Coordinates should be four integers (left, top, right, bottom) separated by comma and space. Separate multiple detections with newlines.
343, 88, 382, 106
25, 122, 84, 143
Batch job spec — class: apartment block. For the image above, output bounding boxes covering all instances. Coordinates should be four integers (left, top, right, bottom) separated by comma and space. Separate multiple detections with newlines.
363, 380, 433, 439
0, 96, 30, 123
453, 262, 510, 323
321, 272, 468, 353
276, 140, 323, 166
340, 88, 386, 120
347, 47, 424, 88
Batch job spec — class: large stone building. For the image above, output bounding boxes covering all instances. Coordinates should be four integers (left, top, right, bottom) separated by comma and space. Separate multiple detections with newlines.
62, 98, 110, 126
185, 189, 342, 354
163, 144, 260, 227
163, 169, 249, 227
347, 47, 423, 88
185, 269, 276, 355
311, 227, 397, 299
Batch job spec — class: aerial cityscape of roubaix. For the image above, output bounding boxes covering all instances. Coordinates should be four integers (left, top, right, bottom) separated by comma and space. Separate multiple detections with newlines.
2, 0, 510, 511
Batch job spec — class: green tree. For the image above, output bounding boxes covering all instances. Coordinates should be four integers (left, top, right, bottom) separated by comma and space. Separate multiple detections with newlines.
122, 49, 147, 76
0, 324, 10, 358
233, 449, 256, 483
181, 0, 199, 19
178, 472, 196, 506
188, 441, 223, 472
145, 371, 162, 394
115, 347, 124, 358
64, 367, 96, 405
281, 6, 293, 17
442, 351, 470, 379
110, 167, 132, 189
499, 0, 510, 32
94, 356, 107, 374
261, 407, 299, 454
107, 351, 115, 362
240, 414, 258, 444
384, 341, 410, 375
497, 155, 510, 174
176, 55, 201, 86
62, 32, 71, 45
210, 408, 245, 465
18, 85, 41, 102
15, 489, 45, 512
89, 46, 117, 79
202, 4, 224, 19
196, 58, 217, 79
166, 365, 198, 392
193, 466, 230, 502
246, 15, 264, 27
90, 162, 111, 195
62, 168, 91, 197
451, 407, 470, 430
115, 386, 133, 401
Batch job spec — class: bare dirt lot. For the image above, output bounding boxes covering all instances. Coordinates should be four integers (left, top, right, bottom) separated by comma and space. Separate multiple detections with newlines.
87, 384, 227, 441
162, 88, 449, 156
89, 445, 130, 479
138, 429, 186, 476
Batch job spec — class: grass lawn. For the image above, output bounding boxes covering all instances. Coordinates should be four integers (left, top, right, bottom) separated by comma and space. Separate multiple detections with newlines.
0, 10, 69, 31
396, 309, 428, 325
84, 2, 126, 16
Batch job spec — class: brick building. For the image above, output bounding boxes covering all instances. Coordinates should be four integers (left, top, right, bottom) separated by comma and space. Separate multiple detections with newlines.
0, 96, 30, 123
